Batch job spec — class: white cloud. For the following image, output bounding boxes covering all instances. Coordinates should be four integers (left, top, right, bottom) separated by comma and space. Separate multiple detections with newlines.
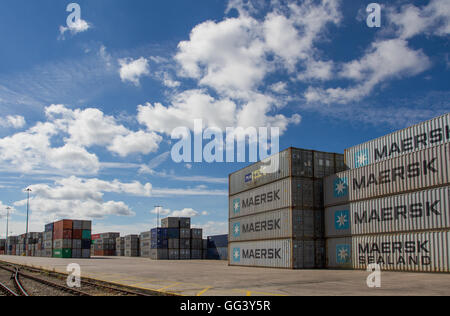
269, 82, 287, 94
0, 115, 26, 129
107, 131, 162, 157
59, 18, 91, 39
150, 206, 208, 218
118, 57, 150, 86
387, 0, 450, 40
195, 220, 228, 236
305, 39, 431, 104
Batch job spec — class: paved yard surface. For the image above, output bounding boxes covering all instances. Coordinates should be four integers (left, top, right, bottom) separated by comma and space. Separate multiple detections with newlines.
1, 255, 449, 296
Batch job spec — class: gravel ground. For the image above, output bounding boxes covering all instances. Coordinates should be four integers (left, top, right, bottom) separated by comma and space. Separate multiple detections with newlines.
0, 269, 17, 296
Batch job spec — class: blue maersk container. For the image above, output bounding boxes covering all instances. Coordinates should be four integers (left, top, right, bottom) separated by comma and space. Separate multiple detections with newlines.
45, 223, 54, 232
151, 228, 168, 239
167, 228, 180, 239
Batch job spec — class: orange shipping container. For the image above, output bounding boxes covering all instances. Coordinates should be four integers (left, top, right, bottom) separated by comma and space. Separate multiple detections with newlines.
72, 229, 82, 239
54, 220, 73, 232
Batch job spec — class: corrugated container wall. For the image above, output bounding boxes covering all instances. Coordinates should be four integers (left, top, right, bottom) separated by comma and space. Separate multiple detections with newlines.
325, 205, 351, 238
345, 113, 450, 169
229, 148, 345, 196
351, 186, 450, 235
324, 143, 450, 206
352, 231, 450, 272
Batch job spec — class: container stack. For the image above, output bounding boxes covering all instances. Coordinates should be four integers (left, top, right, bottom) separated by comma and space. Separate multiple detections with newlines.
26, 232, 42, 257
116, 237, 125, 256
124, 235, 139, 257
43, 223, 53, 257
139, 232, 152, 257
150, 228, 168, 260
324, 113, 450, 272
53, 220, 73, 258
0, 239, 5, 255
190, 228, 203, 259
228, 148, 345, 269
6, 236, 17, 255
92, 233, 120, 256
71, 220, 92, 258
207, 235, 228, 260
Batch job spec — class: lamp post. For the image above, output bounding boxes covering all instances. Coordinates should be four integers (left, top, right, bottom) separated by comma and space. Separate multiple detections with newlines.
25, 188, 32, 239
154, 205, 162, 228
5, 206, 10, 255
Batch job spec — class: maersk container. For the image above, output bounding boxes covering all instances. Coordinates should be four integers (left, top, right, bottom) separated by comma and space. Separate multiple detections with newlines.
229, 239, 323, 269
229, 177, 323, 219
325, 143, 450, 206
345, 113, 450, 169
229, 208, 323, 242
207, 235, 228, 248
352, 231, 450, 272
325, 205, 351, 238
229, 148, 345, 196
351, 186, 450, 235
326, 237, 353, 269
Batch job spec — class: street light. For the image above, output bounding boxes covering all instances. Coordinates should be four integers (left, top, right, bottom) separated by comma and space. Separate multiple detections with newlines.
5, 206, 11, 255
25, 188, 32, 239
154, 205, 162, 228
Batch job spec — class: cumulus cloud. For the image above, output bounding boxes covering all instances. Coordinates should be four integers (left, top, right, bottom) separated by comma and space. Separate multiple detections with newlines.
0, 115, 26, 129
119, 57, 150, 86
150, 206, 207, 218
304, 39, 431, 104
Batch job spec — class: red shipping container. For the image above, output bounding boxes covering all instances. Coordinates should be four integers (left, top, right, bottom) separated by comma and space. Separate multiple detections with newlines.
72, 229, 82, 239
54, 219, 73, 232
53, 229, 72, 240
91, 234, 101, 240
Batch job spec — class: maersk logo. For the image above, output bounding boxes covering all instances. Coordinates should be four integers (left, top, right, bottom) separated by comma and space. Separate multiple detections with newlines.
245, 173, 252, 183
335, 210, 350, 230
336, 244, 351, 265
233, 248, 241, 262
233, 198, 241, 214
355, 149, 370, 168
333, 177, 348, 198
233, 223, 241, 237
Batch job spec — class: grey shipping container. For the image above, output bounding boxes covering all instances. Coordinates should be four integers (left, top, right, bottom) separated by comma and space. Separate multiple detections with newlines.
229, 148, 345, 196
180, 239, 190, 249
179, 218, 191, 229
352, 230, 450, 272
230, 177, 323, 220
325, 205, 352, 238
162, 217, 180, 228
124, 249, 139, 257
180, 249, 190, 260
53, 239, 72, 249
326, 237, 353, 269
140, 232, 151, 240
345, 113, 450, 169
191, 239, 203, 249
82, 249, 90, 258
324, 143, 450, 206
72, 239, 82, 249
169, 249, 179, 260
351, 186, 450, 235
168, 239, 179, 249
229, 208, 324, 242
150, 249, 168, 260
180, 228, 191, 239
191, 228, 203, 239
72, 249, 82, 258
73, 220, 83, 230
229, 239, 323, 269
191, 249, 202, 259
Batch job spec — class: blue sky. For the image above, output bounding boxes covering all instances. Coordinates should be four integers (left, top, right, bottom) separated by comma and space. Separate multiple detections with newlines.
0, 0, 448, 237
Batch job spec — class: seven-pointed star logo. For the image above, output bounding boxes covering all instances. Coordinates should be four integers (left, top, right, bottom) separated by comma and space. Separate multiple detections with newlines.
335, 210, 349, 230
336, 245, 351, 264
333, 177, 348, 198
355, 149, 370, 168
233, 199, 241, 214
233, 223, 240, 237
233, 248, 240, 262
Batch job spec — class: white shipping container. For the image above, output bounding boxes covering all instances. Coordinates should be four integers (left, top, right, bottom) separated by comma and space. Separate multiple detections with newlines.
345, 113, 450, 169
230, 208, 323, 242
325, 143, 450, 205
351, 186, 450, 235
352, 231, 450, 272
229, 239, 292, 268
229, 178, 292, 219
229, 239, 323, 269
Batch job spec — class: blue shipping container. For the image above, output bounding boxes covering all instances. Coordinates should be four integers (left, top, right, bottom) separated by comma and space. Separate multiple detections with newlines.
207, 247, 228, 260
167, 228, 180, 239
151, 228, 168, 240
151, 239, 168, 249
81, 240, 91, 249
45, 223, 54, 232
207, 235, 228, 248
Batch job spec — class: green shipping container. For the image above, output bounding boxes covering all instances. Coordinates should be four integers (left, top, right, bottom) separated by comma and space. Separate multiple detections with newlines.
53, 248, 72, 258
82, 230, 91, 239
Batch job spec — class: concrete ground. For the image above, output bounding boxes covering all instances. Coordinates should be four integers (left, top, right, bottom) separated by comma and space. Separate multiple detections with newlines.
1, 255, 449, 296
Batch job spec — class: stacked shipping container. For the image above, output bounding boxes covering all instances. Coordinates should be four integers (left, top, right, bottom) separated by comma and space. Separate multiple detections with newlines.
53, 220, 92, 258
115, 237, 125, 256
207, 235, 228, 260
124, 235, 139, 257
324, 113, 450, 272
92, 233, 119, 256
228, 147, 345, 269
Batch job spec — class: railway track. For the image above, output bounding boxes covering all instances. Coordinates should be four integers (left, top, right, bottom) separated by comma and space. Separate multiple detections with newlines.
0, 262, 157, 296
0, 281, 19, 296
